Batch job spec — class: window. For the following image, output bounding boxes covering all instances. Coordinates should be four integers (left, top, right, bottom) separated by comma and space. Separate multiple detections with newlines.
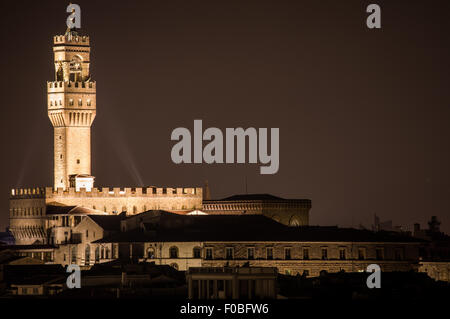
60, 154, 63, 159
78, 99, 82, 106
77, 159, 80, 164
376, 248, 384, 260
169, 246, 178, 258
226, 247, 234, 260
22, 288, 28, 295
339, 248, 346, 260
33, 288, 38, 294
247, 247, 255, 260
85, 230, 88, 238
285, 248, 291, 260
395, 249, 403, 260
266, 247, 273, 260
69, 99, 74, 106
303, 248, 309, 260
205, 247, 213, 260
358, 248, 365, 260
321, 248, 328, 260
147, 247, 155, 258
87, 99, 91, 106
193, 247, 201, 258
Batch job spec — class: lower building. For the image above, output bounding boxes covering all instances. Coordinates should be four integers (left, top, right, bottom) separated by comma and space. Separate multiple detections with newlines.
186, 266, 277, 299
92, 211, 423, 276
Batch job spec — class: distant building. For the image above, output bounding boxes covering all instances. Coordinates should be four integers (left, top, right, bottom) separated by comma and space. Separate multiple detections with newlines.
203, 194, 311, 226
92, 211, 423, 277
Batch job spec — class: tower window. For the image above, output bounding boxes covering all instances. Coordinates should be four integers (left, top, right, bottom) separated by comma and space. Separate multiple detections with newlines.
50, 101, 53, 106
59, 136, 62, 139
78, 99, 82, 106
59, 100, 62, 106
69, 99, 74, 106
87, 99, 91, 106
77, 159, 80, 164
60, 154, 63, 159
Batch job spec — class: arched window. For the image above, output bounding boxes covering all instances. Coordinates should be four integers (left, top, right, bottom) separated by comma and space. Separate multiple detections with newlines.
193, 247, 201, 258
69, 56, 83, 82
169, 246, 178, 258
147, 247, 155, 258
170, 263, 179, 270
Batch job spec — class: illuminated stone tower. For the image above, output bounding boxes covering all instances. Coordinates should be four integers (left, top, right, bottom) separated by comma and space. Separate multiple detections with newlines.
47, 30, 96, 190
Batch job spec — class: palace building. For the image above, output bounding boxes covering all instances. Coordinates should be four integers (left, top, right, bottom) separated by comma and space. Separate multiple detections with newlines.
6, 22, 442, 282
8, 28, 202, 245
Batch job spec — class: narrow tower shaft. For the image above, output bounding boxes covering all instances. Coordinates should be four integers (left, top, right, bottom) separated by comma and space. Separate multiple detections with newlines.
47, 31, 96, 190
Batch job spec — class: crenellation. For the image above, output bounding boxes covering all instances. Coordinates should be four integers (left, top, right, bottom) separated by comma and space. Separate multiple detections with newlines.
47, 81, 96, 93
54, 34, 89, 45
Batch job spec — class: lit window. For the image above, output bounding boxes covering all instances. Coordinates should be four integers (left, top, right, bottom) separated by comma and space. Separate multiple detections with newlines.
87, 99, 91, 106
78, 99, 82, 106
69, 99, 74, 106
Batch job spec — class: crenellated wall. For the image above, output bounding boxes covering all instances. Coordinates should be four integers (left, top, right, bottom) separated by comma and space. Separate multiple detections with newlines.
9, 186, 203, 244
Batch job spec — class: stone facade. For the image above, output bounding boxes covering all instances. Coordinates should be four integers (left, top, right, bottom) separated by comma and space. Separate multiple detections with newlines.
48, 33, 96, 190
9, 187, 202, 245
419, 261, 450, 282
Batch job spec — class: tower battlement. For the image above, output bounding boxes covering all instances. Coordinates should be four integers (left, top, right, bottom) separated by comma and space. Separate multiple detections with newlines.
10, 187, 203, 199
47, 81, 96, 93
54, 35, 89, 46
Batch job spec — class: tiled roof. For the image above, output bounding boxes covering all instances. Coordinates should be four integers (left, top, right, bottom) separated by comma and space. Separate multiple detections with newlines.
94, 212, 424, 244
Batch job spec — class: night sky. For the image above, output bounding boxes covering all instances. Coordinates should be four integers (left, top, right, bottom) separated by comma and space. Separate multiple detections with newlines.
0, 0, 449, 233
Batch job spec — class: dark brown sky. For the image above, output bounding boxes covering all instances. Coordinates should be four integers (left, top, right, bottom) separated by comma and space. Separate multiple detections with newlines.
1, 0, 449, 233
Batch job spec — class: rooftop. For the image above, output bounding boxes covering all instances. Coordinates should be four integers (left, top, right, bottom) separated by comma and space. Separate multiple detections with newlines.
95, 211, 424, 244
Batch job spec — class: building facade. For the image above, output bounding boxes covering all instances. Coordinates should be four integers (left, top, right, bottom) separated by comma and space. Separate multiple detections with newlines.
8, 28, 202, 245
